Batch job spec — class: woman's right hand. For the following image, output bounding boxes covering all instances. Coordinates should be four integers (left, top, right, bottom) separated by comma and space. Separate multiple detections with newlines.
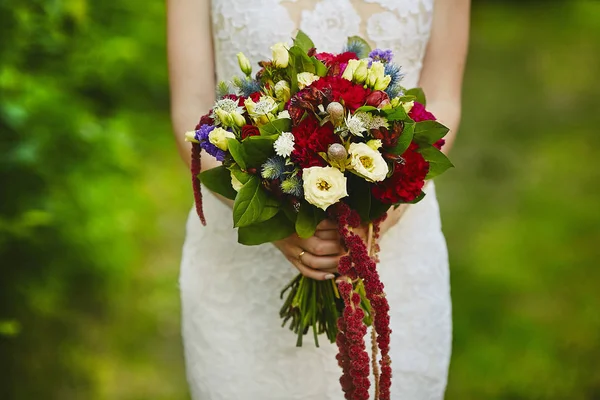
273, 219, 345, 281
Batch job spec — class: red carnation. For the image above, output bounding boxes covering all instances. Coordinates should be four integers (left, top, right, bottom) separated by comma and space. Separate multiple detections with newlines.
241, 124, 260, 139
409, 101, 435, 122
196, 112, 214, 129
316, 51, 358, 76
290, 115, 338, 168
248, 91, 262, 102
311, 76, 371, 112
372, 143, 428, 204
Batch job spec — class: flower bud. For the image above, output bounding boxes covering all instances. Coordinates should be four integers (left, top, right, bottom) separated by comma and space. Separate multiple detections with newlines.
231, 111, 246, 127
402, 100, 415, 114
342, 59, 359, 81
274, 80, 291, 102
326, 102, 344, 126
214, 108, 233, 127
237, 52, 252, 76
271, 42, 290, 68
373, 75, 392, 91
184, 130, 199, 143
354, 60, 369, 84
327, 143, 348, 162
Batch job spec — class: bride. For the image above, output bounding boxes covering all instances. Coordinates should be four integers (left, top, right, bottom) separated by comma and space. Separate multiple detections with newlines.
167, 0, 469, 398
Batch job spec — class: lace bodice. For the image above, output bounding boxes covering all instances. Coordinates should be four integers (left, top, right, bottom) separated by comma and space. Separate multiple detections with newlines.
211, 0, 435, 88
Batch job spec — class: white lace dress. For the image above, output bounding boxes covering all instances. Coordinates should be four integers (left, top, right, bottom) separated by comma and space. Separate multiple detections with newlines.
180, 1, 451, 399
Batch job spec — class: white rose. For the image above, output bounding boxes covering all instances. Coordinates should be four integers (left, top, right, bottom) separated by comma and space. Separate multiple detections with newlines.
271, 42, 290, 68
231, 172, 244, 192
302, 166, 348, 210
297, 72, 320, 89
208, 127, 236, 151
348, 142, 389, 182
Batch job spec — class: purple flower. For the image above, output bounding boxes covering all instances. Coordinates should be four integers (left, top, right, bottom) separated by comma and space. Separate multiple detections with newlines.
368, 49, 393, 64
196, 124, 226, 161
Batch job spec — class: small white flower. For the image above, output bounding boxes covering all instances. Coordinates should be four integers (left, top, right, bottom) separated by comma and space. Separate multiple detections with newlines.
211, 98, 245, 126
345, 114, 367, 137
302, 166, 348, 210
368, 115, 389, 130
245, 96, 278, 118
348, 142, 389, 182
273, 132, 295, 157
208, 127, 236, 151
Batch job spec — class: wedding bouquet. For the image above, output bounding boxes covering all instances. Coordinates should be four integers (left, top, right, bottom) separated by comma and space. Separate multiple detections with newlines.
185, 31, 452, 400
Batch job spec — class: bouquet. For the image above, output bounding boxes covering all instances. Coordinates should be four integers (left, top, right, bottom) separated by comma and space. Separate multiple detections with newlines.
184, 31, 452, 400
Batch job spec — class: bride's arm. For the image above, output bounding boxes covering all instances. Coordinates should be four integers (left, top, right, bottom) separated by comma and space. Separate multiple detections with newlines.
167, 0, 219, 171
378, 0, 471, 235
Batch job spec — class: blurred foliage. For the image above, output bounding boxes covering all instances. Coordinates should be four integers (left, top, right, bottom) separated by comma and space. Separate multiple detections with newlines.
1, 0, 599, 399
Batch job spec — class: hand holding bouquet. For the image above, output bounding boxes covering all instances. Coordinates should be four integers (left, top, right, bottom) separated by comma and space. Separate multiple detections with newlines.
185, 32, 452, 400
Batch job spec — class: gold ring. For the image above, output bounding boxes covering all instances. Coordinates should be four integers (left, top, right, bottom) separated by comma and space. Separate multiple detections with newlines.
298, 250, 306, 263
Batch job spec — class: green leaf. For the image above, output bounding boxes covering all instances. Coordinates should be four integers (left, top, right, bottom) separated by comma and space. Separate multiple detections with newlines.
238, 212, 296, 245
233, 175, 266, 227
384, 105, 408, 122
199, 165, 237, 200
259, 118, 291, 136
227, 138, 246, 170
413, 120, 449, 145
389, 122, 414, 156
258, 196, 280, 223
288, 65, 299, 94
397, 95, 417, 103
294, 30, 315, 53
418, 145, 454, 179
312, 57, 328, 77
346, 36, 372, 59
282, 203, 299, 224
405, 87, 426, 106
296, 203, 326, 239
243, 135, 277, 167
230, 165, 251, 185
289, 45, 315, 74
355, 105, 380, 113
346, 175, 371, 223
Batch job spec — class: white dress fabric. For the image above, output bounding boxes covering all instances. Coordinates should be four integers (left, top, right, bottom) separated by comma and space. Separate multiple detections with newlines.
180, 0, 452, 399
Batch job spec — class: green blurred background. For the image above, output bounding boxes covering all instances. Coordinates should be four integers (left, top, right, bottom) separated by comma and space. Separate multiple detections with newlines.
1, 1, 599, 399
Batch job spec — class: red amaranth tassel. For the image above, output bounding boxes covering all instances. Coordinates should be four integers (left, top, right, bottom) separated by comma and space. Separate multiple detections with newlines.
191, 143, 206, 225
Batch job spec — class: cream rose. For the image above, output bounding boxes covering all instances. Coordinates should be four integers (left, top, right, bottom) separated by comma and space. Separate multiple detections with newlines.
348, 142, 389, 182
208, 127, 236, 151
271, 42, 290, 68
297, 72, 320, 89
302, 166, 348, 210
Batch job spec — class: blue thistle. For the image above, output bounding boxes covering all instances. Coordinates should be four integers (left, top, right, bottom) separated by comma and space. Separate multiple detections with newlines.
261, 156, 286, 180
384, 62, 405, 98
233, 76, 262, 97
344, 37, 370, 59
280, 175, 303, 197
216, 81, 232, 98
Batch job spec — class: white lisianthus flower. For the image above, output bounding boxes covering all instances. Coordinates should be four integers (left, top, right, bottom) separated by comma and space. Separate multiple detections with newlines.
402, 100, 415, 114
208, 127, 236, 151
273, 132, 295, 157
271, 42, 290, 68
297, 72, 320, 89
302, 166, 348, 210
348, 142, 389, 182
345, 114, 367, 137
231, 172, 244, 192
277, 110, 290, 120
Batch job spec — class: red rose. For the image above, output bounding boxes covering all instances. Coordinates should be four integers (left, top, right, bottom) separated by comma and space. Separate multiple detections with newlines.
241, 124, 260, 139
365, 90, 390, 108
409, 101, 436, 122
372, 143, 428, 204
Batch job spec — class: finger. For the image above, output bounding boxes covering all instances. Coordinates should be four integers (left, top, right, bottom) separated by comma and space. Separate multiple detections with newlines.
316, 219, 338, 231
303, 236, 345, 256
300, 252, 341, 272
314, 229, 340, 240
289, 257, 336, 281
